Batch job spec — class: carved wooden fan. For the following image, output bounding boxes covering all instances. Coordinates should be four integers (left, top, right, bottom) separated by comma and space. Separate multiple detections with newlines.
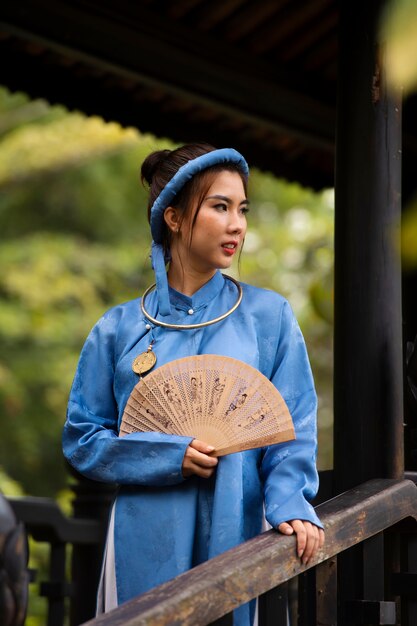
119, 354, 295, 456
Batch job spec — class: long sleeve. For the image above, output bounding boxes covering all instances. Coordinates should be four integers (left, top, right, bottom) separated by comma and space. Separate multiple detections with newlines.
261, 301, 323, 529
62, 308, 192, 486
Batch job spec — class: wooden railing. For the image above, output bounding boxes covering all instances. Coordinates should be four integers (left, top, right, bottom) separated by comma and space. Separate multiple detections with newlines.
81, 478, 417, 626
8, 476, 115, 626
7, 476, 417, 626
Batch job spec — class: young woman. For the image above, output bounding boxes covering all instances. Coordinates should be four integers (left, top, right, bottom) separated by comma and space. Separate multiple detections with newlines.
62, 143, 324, 625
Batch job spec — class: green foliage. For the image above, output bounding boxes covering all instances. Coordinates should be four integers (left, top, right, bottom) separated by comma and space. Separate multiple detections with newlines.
0, 233, 154, 494
0, 114, 139, 187
0, 86, 334, 503
239, 179, 334, 462
0, 84, 334, 626
381, 0, 417, 271
381, 0, 417, 94
402, 196, 417, 269
0, 466, 25, 496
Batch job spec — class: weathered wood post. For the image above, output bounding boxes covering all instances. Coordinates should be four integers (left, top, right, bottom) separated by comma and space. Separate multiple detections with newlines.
333, 0, 403, 623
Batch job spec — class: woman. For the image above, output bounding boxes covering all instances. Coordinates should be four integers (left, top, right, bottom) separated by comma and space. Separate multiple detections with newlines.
62, 143, 324, 625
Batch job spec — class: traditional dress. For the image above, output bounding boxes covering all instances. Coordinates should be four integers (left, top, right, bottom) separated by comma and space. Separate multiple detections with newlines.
63, 271, 322, 626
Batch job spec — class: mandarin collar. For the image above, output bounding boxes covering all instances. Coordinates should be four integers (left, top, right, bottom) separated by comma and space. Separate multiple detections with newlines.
168, 271, 225, 312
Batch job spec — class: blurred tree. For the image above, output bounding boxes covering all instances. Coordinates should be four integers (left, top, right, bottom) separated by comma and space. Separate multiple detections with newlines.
382, 0, 417, 270
0, 86, 334, 498
382, 0, 417, 95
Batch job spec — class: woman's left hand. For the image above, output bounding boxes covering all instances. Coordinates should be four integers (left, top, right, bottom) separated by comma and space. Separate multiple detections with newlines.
278, 520, 324, 565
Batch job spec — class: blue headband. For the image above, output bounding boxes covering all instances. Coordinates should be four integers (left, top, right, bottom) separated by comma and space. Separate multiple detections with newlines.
149, 148, 249, 316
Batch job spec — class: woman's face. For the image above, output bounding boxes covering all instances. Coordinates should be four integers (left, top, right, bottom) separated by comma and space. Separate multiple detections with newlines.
172, 170, 248, 276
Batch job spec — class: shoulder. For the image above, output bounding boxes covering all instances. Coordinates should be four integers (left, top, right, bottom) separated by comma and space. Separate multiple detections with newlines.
102, 297, 141, 320
77, 298, 142, 365
239, 281, 294, 325
240, 281, 286, 304
89, 297, 141, 337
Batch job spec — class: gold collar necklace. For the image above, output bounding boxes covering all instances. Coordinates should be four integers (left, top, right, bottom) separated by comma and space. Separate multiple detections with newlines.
140, 274, 243, 330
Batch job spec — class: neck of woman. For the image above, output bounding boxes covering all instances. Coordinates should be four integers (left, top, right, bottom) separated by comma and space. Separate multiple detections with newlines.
167, 262, 216, 297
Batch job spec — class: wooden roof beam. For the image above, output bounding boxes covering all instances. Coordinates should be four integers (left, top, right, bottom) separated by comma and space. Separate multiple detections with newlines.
0, 0, 335, 152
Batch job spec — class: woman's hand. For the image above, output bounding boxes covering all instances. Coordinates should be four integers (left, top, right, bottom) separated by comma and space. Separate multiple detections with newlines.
182, 439, 219, 478
278, 520, 324, 565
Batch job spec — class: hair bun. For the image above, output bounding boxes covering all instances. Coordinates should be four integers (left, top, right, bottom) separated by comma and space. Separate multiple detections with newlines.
141, 149, 171, 186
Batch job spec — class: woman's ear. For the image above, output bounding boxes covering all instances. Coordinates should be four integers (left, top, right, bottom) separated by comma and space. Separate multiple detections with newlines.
164, 206, 181, 233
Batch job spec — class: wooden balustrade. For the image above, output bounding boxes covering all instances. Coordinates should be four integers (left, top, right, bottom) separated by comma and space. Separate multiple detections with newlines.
7, 477, 417, 626
83, 479, 417, 626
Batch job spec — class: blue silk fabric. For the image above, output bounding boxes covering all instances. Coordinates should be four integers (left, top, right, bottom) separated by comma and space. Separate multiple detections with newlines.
63, 271, 322, 625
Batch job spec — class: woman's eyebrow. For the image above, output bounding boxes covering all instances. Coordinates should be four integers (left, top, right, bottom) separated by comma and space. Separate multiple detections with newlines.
206, 194, 249, 205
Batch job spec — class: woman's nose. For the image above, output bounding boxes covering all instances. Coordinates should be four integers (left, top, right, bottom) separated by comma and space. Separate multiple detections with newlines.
227, 210, 245, 233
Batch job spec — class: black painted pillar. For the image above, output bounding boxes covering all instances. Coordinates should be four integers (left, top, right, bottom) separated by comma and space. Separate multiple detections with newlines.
334, 0, 403, 493
333, 1, 404, 623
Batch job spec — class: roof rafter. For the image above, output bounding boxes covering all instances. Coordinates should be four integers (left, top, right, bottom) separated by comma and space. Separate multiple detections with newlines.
0, 0, 335, 153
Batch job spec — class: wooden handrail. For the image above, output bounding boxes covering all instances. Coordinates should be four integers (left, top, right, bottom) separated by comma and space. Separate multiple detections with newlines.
8, 496, 101, 544
83, 478, 417, 626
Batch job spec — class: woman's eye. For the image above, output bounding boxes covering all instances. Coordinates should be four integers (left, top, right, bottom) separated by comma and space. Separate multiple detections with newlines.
214, 203, 228, 211
241, 206, 250, 214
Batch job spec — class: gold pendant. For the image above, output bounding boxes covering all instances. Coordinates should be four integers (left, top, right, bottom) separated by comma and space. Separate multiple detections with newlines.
132, 343, 156, 375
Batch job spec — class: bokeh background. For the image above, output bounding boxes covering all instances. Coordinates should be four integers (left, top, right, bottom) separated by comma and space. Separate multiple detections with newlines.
0, 86, 335, 506
0, 82, 337, 624
2, 0, 417, 623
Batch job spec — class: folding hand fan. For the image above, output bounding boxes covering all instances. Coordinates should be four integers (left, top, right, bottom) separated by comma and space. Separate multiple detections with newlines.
119, 354, 295, 456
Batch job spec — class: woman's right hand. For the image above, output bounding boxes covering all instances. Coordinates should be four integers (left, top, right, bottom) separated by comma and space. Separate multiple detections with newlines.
182, 439, 218, 478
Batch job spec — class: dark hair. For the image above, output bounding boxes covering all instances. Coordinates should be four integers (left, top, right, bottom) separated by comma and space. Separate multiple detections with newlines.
141, 143, 248, 253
